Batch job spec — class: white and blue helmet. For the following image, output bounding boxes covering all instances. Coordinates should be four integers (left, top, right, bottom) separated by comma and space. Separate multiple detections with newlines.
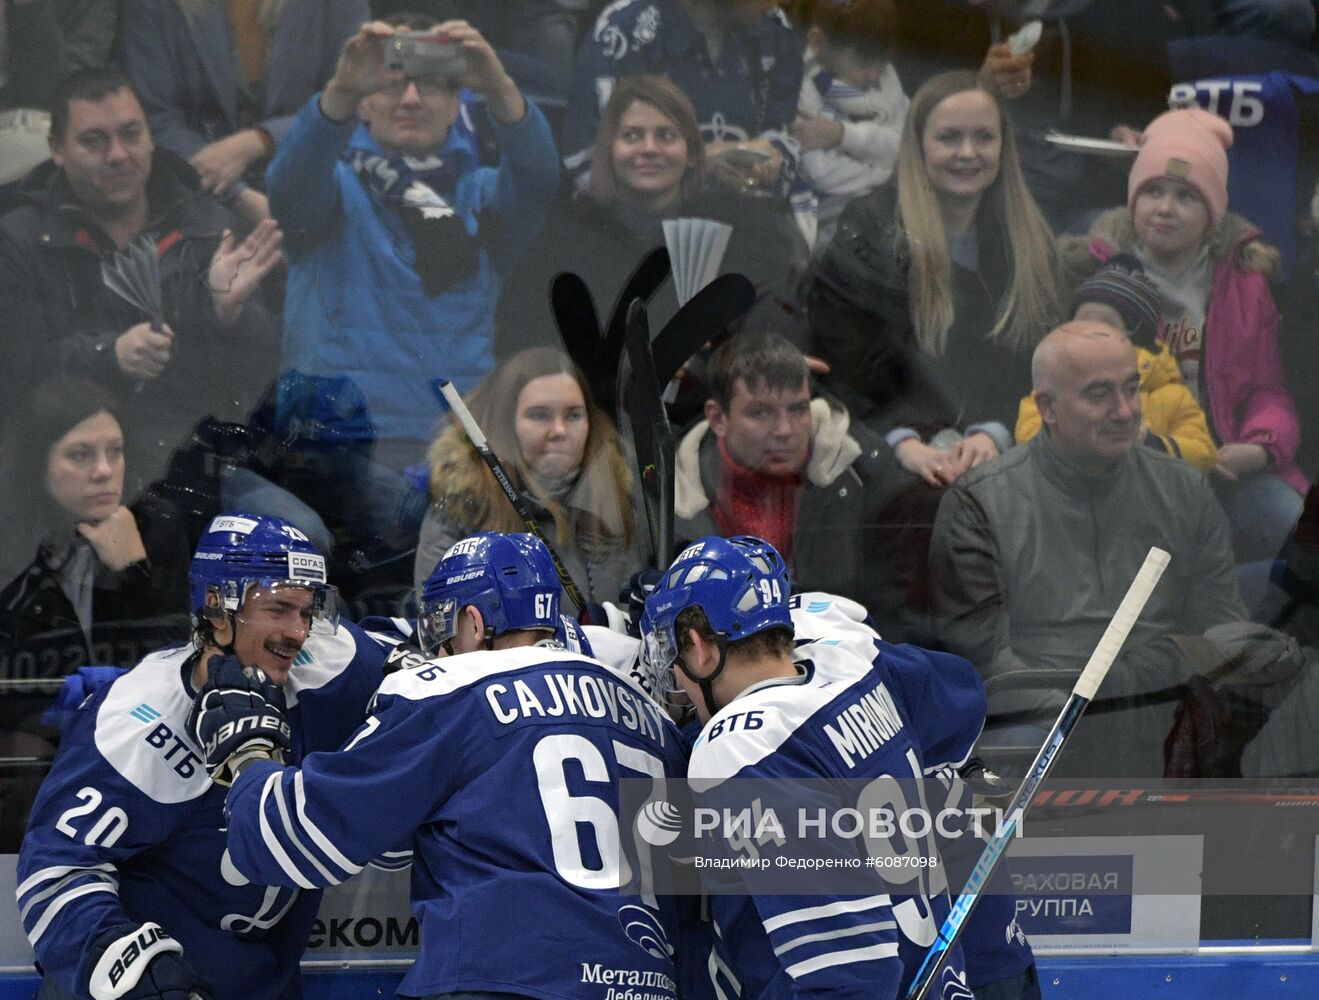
188, 513, 339, 634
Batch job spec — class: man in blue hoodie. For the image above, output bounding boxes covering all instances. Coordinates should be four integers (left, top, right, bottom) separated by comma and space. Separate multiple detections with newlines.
267, 14, 559, 549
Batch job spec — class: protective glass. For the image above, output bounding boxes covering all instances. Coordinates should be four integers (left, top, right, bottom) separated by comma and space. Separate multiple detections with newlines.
417, 596, 461, 654
234, 581, 340, 636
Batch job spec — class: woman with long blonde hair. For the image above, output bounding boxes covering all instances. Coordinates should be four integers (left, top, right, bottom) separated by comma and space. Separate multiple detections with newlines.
414, 348, 638, 605
808, 70, 1060, 487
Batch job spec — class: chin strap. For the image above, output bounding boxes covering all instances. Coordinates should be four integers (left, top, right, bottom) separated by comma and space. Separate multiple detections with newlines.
678, 642, 729, 720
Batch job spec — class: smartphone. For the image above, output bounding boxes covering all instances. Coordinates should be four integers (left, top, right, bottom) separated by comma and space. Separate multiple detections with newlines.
385, 32, 466, 79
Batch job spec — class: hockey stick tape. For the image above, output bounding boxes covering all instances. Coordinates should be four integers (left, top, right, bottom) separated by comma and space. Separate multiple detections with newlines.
437, 380, 489, 448
1072, 547, 1170, 701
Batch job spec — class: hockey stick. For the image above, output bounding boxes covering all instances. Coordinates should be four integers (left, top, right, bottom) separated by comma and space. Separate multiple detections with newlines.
905, 546, 1171, 1000
623, 298, 677, 566
435, 379, 589, 616
552, 246, 672, 415
551, 270, 603, 387
613, 271, 757, 439
650, 271, 755, 391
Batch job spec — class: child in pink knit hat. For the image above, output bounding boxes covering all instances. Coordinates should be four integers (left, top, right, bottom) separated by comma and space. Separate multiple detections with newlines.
1060, 105, 1305, 569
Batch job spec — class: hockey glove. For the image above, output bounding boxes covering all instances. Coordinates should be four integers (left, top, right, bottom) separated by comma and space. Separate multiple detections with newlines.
82, 922, 211, 1000
187, 655, 291, 786
619, 568, 663, 639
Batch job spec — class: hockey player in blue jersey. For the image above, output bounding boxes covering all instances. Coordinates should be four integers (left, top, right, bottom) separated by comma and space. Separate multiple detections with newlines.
639, 535, 981, 1000
726, 536, 1039, 1000
203, 531, 689, 1000
16, 513, 395, 1000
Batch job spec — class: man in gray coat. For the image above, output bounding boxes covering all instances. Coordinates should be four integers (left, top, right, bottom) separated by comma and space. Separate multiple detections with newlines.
930, 320, 1251, 776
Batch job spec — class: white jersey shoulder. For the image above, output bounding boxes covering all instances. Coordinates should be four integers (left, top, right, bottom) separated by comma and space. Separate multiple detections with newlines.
94, 646, 210, 805
377, 645, 654, 704
582, 624, 651, 686
791, 591, 882, 668
689, 643, 876, 788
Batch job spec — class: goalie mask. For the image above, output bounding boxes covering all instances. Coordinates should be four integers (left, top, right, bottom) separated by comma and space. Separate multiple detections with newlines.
189, 513, 339, 639
640, 536, 792, 717
418, 532, 560, 655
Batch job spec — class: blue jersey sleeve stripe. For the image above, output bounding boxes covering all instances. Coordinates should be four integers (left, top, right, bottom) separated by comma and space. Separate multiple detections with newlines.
761, 894, 891, 933
773, 919, 897, 958
708, 942, 742, 1000
257, 772, 319, 889
19, 869, 117, 924
293, 770, 364, 877
26, 882, 118, 945
782, 941, 899, 979
16, 862, 116, 899
268, 769, 341, 886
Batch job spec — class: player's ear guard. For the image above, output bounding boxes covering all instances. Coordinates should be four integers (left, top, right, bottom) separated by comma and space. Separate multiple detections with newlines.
83, 922, 212, 1000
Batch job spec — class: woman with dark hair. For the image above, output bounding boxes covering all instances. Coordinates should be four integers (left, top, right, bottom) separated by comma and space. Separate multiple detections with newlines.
809, 70, 1061, 487
496, 73, 809, 358
0, 376, 191, 700
413, 348, 638, 604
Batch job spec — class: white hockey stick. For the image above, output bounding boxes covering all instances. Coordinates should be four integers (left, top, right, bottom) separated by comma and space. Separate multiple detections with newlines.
906, 546, 1171, 1000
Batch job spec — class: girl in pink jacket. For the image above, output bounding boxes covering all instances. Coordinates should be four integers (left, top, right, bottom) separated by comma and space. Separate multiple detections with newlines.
1063, 107, 1304, 565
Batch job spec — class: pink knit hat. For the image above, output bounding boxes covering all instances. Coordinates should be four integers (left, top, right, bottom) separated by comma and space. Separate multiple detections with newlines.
1127, 108, 1234, 227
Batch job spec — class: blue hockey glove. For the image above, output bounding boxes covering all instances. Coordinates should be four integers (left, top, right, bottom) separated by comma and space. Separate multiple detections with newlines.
82, 922, 211, 1000
187, 655, 291, 786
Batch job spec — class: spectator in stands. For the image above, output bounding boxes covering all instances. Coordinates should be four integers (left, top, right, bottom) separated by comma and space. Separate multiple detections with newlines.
674, 332, 911, 627
0, 377, 189, 746
809, 70, 1060, 489
117, 0, 368, 224
446, 0, 595, 96
415, 348, 638, 605
1017, 257, 1218, 474
889, 0, 1185, 233
790, 0, 909, 251
497, 73, 808, 358
0, 69, 322, 545
0, 0, 118, 183
563, 0, 803, 197
1063, 107, 1305, 563
930, 320, 1248, 774
270, 16, 559, 496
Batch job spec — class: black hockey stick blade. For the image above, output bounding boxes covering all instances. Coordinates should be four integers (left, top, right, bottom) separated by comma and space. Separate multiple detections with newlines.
605, 246, 672, 352
551, 271, 610, 405
599, 246, 672, 415
652, 272, 756, 390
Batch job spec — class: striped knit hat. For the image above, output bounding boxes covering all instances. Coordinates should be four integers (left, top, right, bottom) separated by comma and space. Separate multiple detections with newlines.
1069, 258, 1162, 348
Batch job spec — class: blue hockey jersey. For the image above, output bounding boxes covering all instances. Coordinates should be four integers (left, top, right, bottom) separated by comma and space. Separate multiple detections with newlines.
16, 621, 396, 1000
223, 643, 689, 1000
788, 592, 1033, 992
686, 604, 982, 1000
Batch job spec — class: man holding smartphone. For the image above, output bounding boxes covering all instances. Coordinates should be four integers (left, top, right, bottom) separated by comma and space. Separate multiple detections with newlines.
266, 14, 559, 545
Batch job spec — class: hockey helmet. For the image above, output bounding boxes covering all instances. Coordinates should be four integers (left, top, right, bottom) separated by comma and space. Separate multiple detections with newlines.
417, 531, 560, 654
188, 513, 339, 635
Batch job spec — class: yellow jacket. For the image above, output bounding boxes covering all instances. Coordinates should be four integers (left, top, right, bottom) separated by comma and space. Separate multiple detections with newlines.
1016, 344, 1218, 472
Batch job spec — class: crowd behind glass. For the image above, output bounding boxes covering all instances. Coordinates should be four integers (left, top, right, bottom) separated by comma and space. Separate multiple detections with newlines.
1, 0, 1318, 871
